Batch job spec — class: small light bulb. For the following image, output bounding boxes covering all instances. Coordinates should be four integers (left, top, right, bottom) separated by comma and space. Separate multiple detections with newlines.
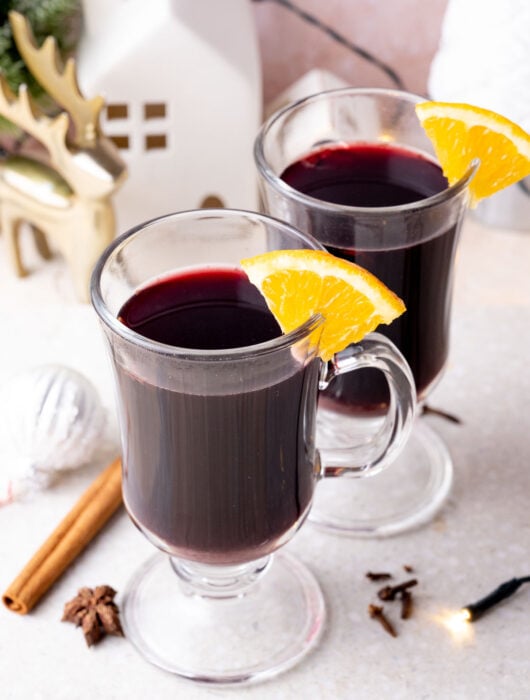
457, 608, 472, 623
437, 608, 473, 642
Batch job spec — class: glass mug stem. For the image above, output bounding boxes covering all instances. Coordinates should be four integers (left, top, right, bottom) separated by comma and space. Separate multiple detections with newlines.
170, 556, 272, 599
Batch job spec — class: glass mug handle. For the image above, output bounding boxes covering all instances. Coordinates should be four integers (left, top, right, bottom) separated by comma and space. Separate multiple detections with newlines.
317, 332, 416, 478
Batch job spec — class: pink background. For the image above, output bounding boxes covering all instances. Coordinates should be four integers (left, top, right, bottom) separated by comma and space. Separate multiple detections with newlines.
252, 0, 449, 104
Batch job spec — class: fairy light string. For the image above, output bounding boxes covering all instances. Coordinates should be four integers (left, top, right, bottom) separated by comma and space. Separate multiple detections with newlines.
461, 576, 530, 622
253, 0, 406, 91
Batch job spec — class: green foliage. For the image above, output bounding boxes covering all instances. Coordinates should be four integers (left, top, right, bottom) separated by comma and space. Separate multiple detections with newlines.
0, 0, 82, 135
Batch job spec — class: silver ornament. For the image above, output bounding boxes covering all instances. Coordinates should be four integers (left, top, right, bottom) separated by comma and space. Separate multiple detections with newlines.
0, 365, 108, 504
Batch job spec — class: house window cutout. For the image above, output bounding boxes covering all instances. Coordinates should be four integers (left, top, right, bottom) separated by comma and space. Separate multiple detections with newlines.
107, 104, 128, 119
200, 194, 225, 208
144, 103, 166, 119
110, 135, 130, 149
145, 134, 167, 150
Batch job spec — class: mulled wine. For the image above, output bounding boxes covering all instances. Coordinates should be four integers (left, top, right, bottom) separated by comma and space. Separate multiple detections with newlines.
281, 143, 454, 411
117, 267, 319, 565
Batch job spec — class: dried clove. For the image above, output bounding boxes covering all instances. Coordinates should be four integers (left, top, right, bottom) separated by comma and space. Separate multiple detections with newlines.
366, 571, 393, 582
400, 590, 413, 619
368, 604, 397, 638
378, 578, 418, 601
421, 404, 462, 425
365, 567, 419, 636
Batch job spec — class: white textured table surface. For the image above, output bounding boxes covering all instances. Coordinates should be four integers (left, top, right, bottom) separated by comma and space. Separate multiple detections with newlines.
0, 216, 529, 699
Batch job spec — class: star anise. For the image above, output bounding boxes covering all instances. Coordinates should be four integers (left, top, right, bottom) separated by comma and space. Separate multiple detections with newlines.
62, 585, 124, 647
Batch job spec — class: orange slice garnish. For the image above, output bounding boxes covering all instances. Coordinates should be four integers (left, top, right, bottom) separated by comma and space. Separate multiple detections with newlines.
241, 249, 405, 362
416, 101, 530, 207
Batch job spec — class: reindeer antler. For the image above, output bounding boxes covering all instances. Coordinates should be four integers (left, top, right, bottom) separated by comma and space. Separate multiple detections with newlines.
0, 74, 70, 157
9, 11, 104, 147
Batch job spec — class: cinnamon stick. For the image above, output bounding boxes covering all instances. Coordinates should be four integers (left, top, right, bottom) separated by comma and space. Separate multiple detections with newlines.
2, 458, 122, 614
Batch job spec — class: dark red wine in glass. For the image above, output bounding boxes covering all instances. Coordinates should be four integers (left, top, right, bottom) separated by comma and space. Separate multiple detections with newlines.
117, 267, 319, 565
281, 143, 453, 413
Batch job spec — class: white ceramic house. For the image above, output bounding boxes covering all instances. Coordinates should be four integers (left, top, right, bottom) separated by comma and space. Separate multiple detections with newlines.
77, 0, 262, 234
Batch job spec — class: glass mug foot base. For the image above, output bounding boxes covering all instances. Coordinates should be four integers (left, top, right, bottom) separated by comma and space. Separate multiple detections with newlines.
310, 415, 453, 537
122, 550, 325, 686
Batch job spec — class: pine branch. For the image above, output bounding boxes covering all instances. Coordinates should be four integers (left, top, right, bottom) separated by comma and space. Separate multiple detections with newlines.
0, 0, 82, 136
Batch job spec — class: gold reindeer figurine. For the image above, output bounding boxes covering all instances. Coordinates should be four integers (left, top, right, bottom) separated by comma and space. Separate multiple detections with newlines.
0, 11, 127, 301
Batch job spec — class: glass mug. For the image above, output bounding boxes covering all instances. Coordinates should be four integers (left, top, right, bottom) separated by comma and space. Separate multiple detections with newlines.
91, 209, 415, 685
255, 87, 475, 536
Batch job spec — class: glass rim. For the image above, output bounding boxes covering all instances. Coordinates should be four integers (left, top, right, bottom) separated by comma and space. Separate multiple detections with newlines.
90, 208, 326, 362
254, 86, 478, 216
